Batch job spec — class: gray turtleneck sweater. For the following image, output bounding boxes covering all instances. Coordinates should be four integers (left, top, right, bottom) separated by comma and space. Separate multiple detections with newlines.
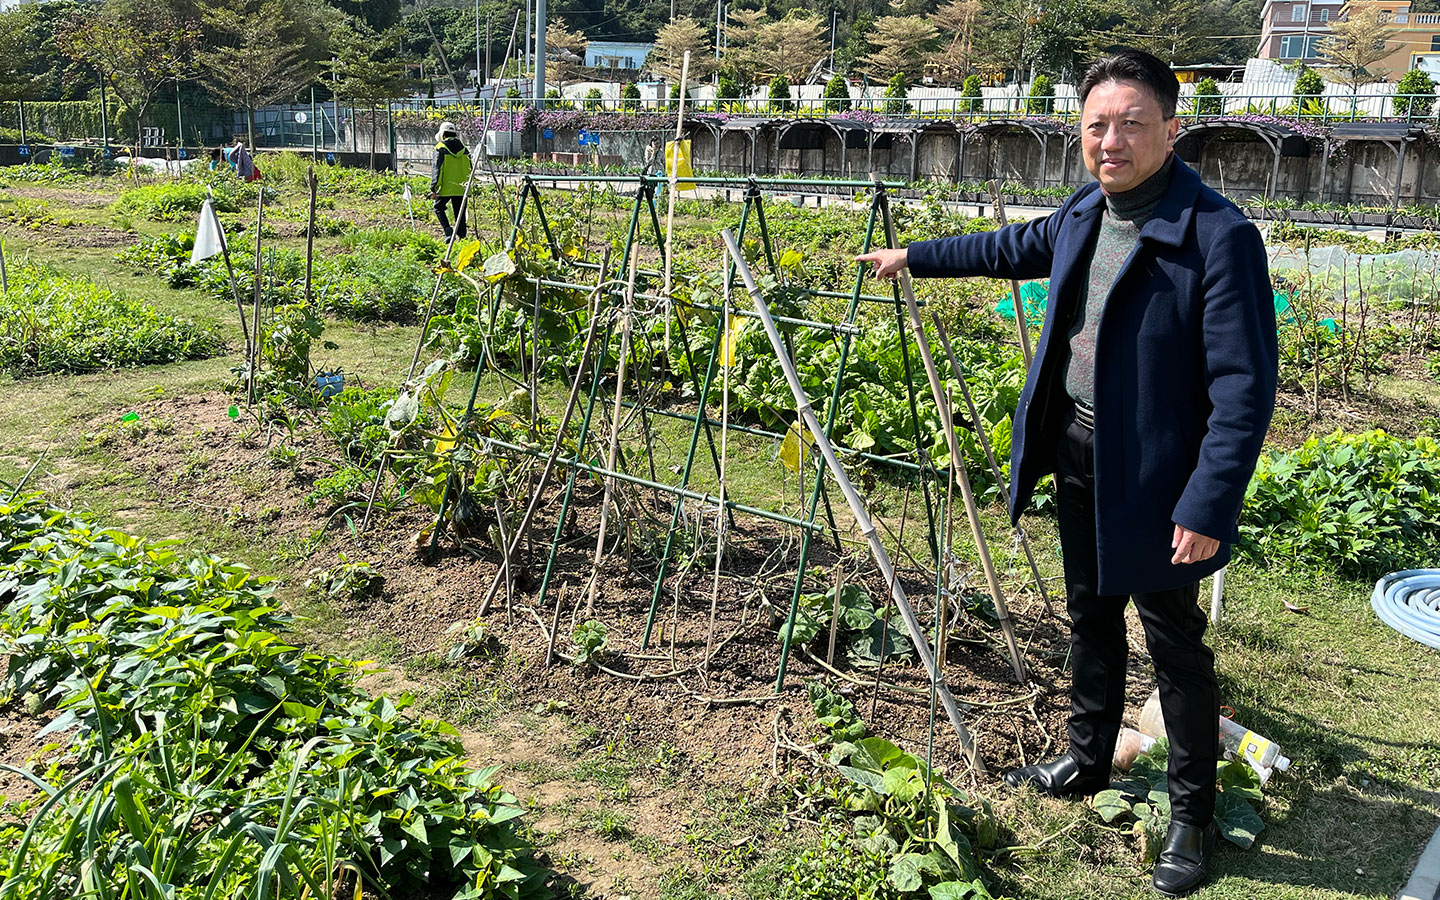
1064, 156, 1175, 406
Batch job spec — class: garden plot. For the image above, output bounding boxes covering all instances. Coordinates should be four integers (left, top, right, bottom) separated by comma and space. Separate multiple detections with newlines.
0, 157, 1437, 900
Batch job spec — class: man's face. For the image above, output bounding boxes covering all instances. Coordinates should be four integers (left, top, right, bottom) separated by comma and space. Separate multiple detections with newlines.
1081, 79, 1179, 193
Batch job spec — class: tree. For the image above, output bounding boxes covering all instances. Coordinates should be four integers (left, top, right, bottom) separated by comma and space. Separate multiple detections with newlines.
1026, 73, 1054, 114
332, 20, 409, 170
722, 6, 769, 88
59, 0, 197, 155
754, 11, 827, 82
930, 0, 980, 84
971, 0, 1045, 81
197, 0, 315, 149
1320, 1, 1398, 93
716, 71, 741, 101
583, 86, 603, 109
652, 16, 714, 84
545, 17, 588, 87
1394, 67, 1437, 118
0, 7, 44, 104
621, 80, 641, 111
884, 71, 908, 114
1083, 0, 1215, 66
1191, 77, 1223, 117
767, 73, 791, 111
1293, 65, 1325, 107
960, 73, 983, 113
823, 74, 851, 111
833, 11, 873, 76
866, 15, 938, 82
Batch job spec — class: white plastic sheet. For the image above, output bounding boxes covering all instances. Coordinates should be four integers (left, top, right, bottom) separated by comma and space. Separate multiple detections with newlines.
190, 199, 224, 265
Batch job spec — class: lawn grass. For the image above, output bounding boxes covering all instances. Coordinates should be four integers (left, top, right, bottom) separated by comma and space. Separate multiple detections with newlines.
1, 168, 1437, 900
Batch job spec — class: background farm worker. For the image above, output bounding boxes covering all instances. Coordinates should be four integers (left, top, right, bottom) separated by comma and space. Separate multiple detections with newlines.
230, 138, 256, 181
857, 47, 1277, 897
430, 121, 472, 241
208, 146, 223, 171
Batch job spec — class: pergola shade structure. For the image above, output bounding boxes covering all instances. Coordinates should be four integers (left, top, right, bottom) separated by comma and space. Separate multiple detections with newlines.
1174, 119, 1313, 200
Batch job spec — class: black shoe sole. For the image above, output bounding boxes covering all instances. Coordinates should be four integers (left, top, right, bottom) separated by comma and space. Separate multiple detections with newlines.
1152, 877, 1207, 898
1002, 776, 1109, 797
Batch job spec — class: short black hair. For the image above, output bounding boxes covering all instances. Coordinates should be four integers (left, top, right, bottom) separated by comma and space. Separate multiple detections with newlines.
1079, 48, 1180, 119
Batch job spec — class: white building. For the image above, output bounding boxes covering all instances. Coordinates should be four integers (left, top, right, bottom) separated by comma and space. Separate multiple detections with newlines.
584, 41, 653, 72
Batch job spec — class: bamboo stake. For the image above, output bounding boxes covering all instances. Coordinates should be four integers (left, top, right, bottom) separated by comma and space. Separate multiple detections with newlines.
702, 274, 733, 668
930, 314, 1056, 619
938, 385, 958, 668
660, 50, 691, 353
493, 497, 514, 614
477, 249, 612, 616
359, 117, 493, 533
249, 189, 264, 405
722, 228, 986, 775
825, 560, 845, 668
881, 196, 1027, 684
0, 237, 8, 296
583, 250, 640, 616
304, 165, 317, 308
475, 12, 522, 228
545, 583, 567, 667
988, 180, 1034, 368
209, 201, 252, 367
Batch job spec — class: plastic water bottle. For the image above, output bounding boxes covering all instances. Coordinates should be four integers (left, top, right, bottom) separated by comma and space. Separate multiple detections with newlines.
1219, 715, 1291, 785
1134, 688, 1291, 784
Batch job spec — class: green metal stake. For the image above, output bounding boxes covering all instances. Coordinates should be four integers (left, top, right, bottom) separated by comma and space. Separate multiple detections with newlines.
772, 186, 885, 691
506, 179, 533, 251
750, 179, 780, 276
641, 181, 730, 515
525, 176, 567, 259
428, 334, 494, 555
888, 280, 941, 564
639, 187, 761, 650
879, 193, 941, 564
532, 313, 617, 622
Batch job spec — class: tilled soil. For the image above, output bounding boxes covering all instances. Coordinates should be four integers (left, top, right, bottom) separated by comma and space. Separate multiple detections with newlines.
88, 390, 1171, 787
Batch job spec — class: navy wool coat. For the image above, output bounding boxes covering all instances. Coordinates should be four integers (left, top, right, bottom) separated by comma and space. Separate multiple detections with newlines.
907, 160, 1278, 595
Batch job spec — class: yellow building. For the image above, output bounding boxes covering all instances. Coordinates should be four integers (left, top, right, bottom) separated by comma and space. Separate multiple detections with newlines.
1339, 1, 1440, 79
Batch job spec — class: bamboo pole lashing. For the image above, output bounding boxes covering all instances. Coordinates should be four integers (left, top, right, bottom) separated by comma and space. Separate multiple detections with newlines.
880, 193, 1027, 684
722, 227, 985, 775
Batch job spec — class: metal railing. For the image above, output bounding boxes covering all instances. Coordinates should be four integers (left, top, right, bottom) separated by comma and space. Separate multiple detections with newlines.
4, 89, 1436, 157
387, 92, 1440, 127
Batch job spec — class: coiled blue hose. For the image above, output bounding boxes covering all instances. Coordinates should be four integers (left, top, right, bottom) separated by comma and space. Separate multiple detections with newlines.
1371, 570, 1440, 650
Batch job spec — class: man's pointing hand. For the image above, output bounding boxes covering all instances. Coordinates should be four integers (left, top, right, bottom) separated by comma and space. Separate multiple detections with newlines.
855, 248, 909, 279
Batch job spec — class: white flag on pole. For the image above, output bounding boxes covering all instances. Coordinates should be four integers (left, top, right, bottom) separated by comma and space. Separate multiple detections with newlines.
402, 183, 412, 202
190, 198, 224, 265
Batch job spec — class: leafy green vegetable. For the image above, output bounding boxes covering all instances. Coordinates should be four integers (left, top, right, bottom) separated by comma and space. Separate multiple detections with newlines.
1091, 739, 1267, 854
0, 494, 546, 899
0, 262, 223, 376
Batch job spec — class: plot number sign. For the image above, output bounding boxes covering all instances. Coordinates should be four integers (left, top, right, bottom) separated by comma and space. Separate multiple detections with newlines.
17, 146, 28, 157
326, 152, 336, 164
542, 128, 554, 140
178, 147, 188, 159
295, 112, 308, 124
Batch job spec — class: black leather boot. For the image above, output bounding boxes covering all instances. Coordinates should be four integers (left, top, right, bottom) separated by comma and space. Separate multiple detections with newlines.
1152, 820, 1217, 897
1002, 753, 1109, 797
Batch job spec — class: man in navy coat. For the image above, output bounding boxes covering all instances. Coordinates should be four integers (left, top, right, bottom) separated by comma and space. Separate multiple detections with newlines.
858, 49, 1277, 896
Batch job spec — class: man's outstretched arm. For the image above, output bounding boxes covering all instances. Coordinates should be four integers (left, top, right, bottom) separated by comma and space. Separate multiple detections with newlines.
855, 193, 1084, 280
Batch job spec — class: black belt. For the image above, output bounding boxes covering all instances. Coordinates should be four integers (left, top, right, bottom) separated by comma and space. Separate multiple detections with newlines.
1072, 399, 1095, 431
